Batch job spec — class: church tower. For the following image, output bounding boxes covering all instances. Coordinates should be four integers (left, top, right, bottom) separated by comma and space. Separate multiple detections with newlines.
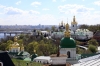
58, 20, 65, 31
60, 23, 76, 59
71, 16, 77, 32
9, 36, 24, 53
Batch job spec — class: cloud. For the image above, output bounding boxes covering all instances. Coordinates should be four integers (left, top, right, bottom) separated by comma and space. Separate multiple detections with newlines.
4, 7, 40, 15
58, 4, 94, 15
31, 1, 41, 7
94, 0, 100, 6
0, 14, 57, 25
16, 1, 21, 5
0, 5, 40, 15
4, 7, 24, 15
29, 10, 40, 14
42, 8, 49, 11
0, 5, 6, 8
78, 11, 100, 25
52, 0, 56, 2
61, 0, 66, 2
94, 11, 100, 14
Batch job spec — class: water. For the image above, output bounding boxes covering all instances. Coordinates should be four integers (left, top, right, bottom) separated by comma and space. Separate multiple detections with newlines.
0, 31, 25, 39
0, 33, 15, 39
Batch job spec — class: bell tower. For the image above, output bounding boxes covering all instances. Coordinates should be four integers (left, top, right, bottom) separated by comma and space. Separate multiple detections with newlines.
71, 16, 77, 32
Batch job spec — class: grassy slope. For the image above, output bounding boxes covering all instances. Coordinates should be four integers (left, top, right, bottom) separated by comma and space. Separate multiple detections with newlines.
12, 59, 42, 66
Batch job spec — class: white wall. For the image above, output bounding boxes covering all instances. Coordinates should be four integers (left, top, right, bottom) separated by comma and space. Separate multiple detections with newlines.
60, 48, 76, 58
71, 24, 77, 31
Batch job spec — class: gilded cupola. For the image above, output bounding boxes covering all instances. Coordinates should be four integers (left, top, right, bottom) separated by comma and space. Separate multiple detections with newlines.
64, 23, 70, 37
71, 16, 77, 25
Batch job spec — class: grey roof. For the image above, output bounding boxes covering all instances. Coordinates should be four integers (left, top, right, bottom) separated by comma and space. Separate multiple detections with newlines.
73, 54, 100, 66
17, 51, 30, 56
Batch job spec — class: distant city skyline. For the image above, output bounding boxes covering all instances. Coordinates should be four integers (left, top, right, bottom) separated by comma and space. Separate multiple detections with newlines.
0, 0, 100, 25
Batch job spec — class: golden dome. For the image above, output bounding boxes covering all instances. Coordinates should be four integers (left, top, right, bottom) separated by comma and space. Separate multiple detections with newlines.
10, 36, 20, 48
65, 23, 69, 31
14, 36, 17, 42
64, 31, 70, 37
64, 23, 70, 37
71, 21, 77, 24
11, 43, 19, 47
71, 16, 77, 25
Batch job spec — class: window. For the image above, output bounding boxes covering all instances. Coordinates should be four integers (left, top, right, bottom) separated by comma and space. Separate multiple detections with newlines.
67, 51, 70, 58
0, 62, 3, 66
73, 25, 74, 27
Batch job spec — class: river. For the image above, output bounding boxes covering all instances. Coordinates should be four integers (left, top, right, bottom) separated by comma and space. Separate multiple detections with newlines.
0, 31, 26, 39
0, 33, 16, 39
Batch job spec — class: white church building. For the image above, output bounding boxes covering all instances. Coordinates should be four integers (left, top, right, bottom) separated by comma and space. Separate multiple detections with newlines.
33, 23, 79, 66
51, 16, 93, 40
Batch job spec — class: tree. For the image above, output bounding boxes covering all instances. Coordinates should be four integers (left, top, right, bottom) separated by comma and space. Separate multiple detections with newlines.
88, 45, 97, 53
87, 39, 99, 47
18, 39, 24, 51
19, 34, 25, 39
18, 39, 23, 44
0, 43, 7, 51
37, 44, 50, 56
51, 26, 56, 31
27, 41, 38, 54
45, 27, 49, 31
77, 47, 85, 54
79, 24, 89, 29
88, 25, 100, 32
76, 40, 81, 45
59, 29, 63, 32
6, 40, 13, 50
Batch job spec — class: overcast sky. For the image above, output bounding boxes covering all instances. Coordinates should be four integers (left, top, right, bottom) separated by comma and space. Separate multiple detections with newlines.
0, 0, 100, 25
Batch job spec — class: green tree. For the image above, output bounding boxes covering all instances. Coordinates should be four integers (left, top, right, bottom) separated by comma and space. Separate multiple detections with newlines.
19, 34, 25, 39
77, 47, 85, 54
18, 39, 24, 51
79, 24, 89, 29
88, 45, 97, 53
45, 27, 49, 31
37, 44, 50, 56
27, 41, 38, 54
6, 40, 13, 50
76, 40, 81, 45
87, 39, 99, 47
0, 43, 7, 51
51, 26, 56, 31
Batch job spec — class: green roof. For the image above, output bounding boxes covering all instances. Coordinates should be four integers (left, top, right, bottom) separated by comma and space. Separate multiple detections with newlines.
60, 37, 76, 48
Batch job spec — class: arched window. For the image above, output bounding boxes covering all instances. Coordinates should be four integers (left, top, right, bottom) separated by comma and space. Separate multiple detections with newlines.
0, 62, 3, 66
73, 25, 74, 27
67, 51, 70, 58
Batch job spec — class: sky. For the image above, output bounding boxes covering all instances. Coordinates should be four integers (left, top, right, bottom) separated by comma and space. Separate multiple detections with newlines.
0, 0, 100, 25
